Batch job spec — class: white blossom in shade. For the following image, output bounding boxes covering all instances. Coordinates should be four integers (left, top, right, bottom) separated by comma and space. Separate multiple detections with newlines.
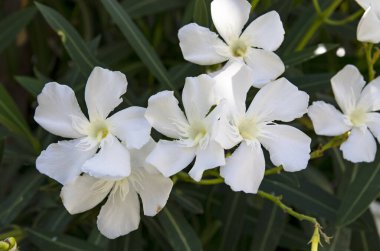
178, 0, 285, 88
60, 140, 173, 239
308, 65, 380, 163
214, 66, 311, 194
34, 67, 151, 185
145, 75, 225, 181
356, 0, 380, 43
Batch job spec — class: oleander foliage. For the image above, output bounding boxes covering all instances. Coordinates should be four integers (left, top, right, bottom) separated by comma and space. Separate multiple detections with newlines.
0, 0, 379, 250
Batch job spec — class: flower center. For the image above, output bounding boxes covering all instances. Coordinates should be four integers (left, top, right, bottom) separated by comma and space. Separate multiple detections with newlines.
188, 122, 207, 146
238, 118, 259, 140
88, 120, 109, 142
349, 108, 367, 127
230, 40, 248, 57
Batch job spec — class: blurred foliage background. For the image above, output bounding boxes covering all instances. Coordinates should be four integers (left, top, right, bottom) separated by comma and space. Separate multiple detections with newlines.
0, 0, 380, 250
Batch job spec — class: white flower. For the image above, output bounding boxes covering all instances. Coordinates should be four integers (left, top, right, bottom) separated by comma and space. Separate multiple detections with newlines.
308, 65, 380, 163
356, 0, 380, 43
34, 67, 151, 185
60, 140, 173, 239
214, 64, 311, 194
145, 75, 225, 181
178, 0, 285, 87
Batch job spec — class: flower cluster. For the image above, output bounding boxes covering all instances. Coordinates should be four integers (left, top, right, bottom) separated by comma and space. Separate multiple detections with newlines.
33, 0, 380, 240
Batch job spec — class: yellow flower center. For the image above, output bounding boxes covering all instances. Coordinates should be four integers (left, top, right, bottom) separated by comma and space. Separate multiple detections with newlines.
238, 118, 259, 140
349, 108, 367, 127
89, 120, 109, 142
188, 123, 207, 145
231, 40, 248, 58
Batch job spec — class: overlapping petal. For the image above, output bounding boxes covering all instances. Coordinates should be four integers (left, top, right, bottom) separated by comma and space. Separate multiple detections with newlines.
36, 138, 96, 185
145, 91, 189, 139
358, 77, 380, 112
107, 106, 151, 149
241, 11, 284, 51
210, 0, 251, 43
221, 140, 265, 194
259, 125, 311, 172
367, 112, 380, 142
247, 78, 309, 122
34, 82, 89, 138
85, 67, 127, 121
308, 101, 351, 136
146, 140, 196, 177
61, 175, 113, 214
82, 134, 131, 179
340, 127, 377, 163
97, 183, 140, 239
331, 65, 365, 114
244, 49, 285, 87
357, 7, 380, 44
178, 23, 229, 65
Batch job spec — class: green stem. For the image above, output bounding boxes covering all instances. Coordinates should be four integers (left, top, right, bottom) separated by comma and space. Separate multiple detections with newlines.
324, 9, 363, 26
365, 43, 376, 81
312, 0, 322, 14
264, 166, 283, 176
250, 0, 260, 11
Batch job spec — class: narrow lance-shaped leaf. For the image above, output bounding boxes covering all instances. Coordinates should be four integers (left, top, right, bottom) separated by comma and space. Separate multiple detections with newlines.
193, 0, 209, 27
0, 7, 36, 54
100, 0, 176, 91
35, 2, 101, 76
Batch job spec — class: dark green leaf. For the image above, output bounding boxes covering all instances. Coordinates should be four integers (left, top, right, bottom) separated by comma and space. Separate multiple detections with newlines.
27, 228, 102, 251
337, 155, 380, 226
320, 227, 351, 251
100, 0, 175, 91
193, 0, 209, 26
122, 0, 189, 18
158, 206, 203, 251
350, 210, 380, 251
250, 200, 287, 251
0, 7, 36, 54
35, 2, 101, 76
283, 44, 338, 67
142, 217, 172, 251
0, 84, 39, 151
218, 192, 246, 251
287, 73, 333, 92
173, 189, 204, 214
14, 76, 44, 97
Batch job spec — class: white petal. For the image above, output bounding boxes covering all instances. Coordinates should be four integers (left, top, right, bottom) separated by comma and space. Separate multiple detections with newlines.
133, 168, 173, 216
34, 82, 88, 138
213, 62, 254, 115
247, 78, 309, 123
61, 175, 113, 214
85, 67, 127, 121
358, 77, 380, 112
146, 140, 196, 177
340, 127, 377, 163
145, 91, 189, 139
107, 106, 151, 149
220, 140, 265, 194
356, 0, 371, 9
82, 135, 131, 179
308, 101, 351, 136
259, 124, 311, 172
211, 0, 251, 43
331, 65, 365, 114
129, 138, 157, 171
178, 23, 229, 65
241, 11, 284, 51
245, 49, 285, 87
367, 112, 380, 142
97, 184, 140, 239
357, 7, 380, 44
182, 74, 217, 123
215, 114, 242, 149
36, 138, 96, 185
189, 141, 225, 181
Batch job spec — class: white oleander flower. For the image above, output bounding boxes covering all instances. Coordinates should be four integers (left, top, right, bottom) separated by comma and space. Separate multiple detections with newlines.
178, 0, 285, 87
35, 67, 151, 184
308, 65, 380, 163
60, 140, 173, 239
145, 74, 225, 181
356, 0, 380, 43
214, 65, 311, 194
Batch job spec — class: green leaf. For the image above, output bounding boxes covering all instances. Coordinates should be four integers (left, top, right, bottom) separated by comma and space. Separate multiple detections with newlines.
337, 155, 380, 226
0, 84, 39, 152
142, 217, 172, 251
27, 228, 102, 251
35, 2, 101, 76
287, 73, 333, 92
261, 176, 339, 221
122, 0, 189, 18
100, 0, 175, 91
218, 192, 246, 251
350, 210, 380, 251
14, 76, 44, 97
173, 189, 204, 214
37, 208, 71, 233
87, 228, 109, 249
283, 44, 338, 67
0, 172, 44, 225
158, 206, 203, 251
0, 7, 36, 54
320, 227, 351, 251
193, 0, 209, 26
250, 200, 287, 251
